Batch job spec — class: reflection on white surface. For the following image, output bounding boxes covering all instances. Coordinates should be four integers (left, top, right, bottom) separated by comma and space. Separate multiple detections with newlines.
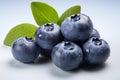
0, 0, 120, 80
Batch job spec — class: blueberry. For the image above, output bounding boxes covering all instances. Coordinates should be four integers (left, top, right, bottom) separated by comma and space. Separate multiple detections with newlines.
83, 37, 110, 65
11, 37, 40, 63
90, 29, 100, 38
51, 41, 83, 71
35, 23, 63, 56
61, 13, 93, 43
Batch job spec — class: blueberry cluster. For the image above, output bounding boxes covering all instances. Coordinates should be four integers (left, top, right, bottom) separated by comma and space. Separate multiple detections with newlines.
11, 13, 110, 71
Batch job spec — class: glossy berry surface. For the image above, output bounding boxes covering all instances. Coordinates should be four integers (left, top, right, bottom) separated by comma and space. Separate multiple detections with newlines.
61, 13, 93, 43
83, 37, 110, 65
51, 41, 83, 71
11, 37, 40, 63
35, 23, 63, 56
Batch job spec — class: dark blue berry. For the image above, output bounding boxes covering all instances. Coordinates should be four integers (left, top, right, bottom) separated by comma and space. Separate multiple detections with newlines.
61, 13, 93, 43
35, 23, 63, 56
11, 37, 40, 63
83, 37, 110, 65
51, 41, 83, 71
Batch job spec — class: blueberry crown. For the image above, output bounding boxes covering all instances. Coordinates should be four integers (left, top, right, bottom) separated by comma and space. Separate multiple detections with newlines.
25, 36, 33, 42
44, 23, 54, 31
64, 41, 74, 50
71, 14, 80, 22
92, 37, 102, 46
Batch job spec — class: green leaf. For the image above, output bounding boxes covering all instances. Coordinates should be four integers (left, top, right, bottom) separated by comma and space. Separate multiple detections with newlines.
31, 2, 59, 26
4, 23, 37, 46
58, 5, 81, 25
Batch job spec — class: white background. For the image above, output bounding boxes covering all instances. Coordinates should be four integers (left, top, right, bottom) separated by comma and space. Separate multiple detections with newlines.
0, 0, 120, 80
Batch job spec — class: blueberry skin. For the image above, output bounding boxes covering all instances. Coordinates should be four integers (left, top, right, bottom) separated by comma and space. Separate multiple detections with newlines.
90, 29, 100, 38
35, 23, 63, 56
78, 29, 100, 46
83, 37, 110, 65
51, 41, 83, 71
11, 37, 40, 63
61, 13, 93, 43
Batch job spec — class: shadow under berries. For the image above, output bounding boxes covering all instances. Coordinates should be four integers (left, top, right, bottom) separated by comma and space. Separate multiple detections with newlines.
34, 56, 51, 64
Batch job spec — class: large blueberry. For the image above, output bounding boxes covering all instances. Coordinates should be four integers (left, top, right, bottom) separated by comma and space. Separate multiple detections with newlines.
83, 37, 110, 65
90, 29, 100, 38
51, 41, 83, 71
61, 13, 93, 43
11, 37, 40, 63
35, 23, 63, 56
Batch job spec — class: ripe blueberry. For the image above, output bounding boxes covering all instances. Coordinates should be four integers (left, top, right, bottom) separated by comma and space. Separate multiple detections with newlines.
83, 37, 110, 65
35, 23, 63, 56
90, 29, 100, 38
11, 37, 40, 63
51, 41, 83, 71
61, 13, 93, 43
